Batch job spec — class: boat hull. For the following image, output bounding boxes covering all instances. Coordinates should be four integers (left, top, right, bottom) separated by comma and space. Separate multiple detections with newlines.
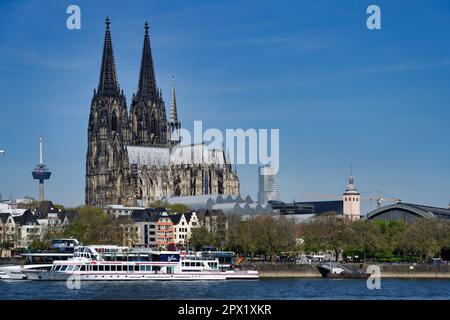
323, 273, 370, 279
317, 265, 370, 279
23, 270, 260, 281
23, 270, 229, 281
0, 266, 28, 280
223, 270, 260, 280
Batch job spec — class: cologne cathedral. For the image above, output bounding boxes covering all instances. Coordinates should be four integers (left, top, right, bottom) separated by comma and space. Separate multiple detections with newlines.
85, 18, 239, 207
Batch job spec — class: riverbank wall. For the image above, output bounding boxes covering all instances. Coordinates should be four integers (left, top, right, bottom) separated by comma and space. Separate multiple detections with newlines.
251, 263, 450, 279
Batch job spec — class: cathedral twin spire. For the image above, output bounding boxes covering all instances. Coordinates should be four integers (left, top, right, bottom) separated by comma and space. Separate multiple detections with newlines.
96, 17, 179, 146
97, 18, 158, 102
136, 22, 158, 103
97, 17, 121, 98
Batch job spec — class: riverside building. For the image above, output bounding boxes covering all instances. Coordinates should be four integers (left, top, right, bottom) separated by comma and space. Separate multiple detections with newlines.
257, 165, 281, 204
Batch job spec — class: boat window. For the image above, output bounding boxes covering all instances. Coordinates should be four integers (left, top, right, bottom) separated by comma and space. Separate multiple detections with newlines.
146, 265, 152, 272
67, 265, 75, 272
80, 265, 86, 271
196, 262, 201, 267
111, 265, 116, 272
105, 265, 110, 272
74, 265, 81, 271
93, 265, 98, 272
99, 265, 104, 272
140, 265, 146, 272
117, 265, 122, 272
60, 265, 68, 271
134, 265, 139, 272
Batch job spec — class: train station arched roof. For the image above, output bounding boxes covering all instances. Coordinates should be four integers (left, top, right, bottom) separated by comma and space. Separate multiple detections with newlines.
366, 203, 450, 222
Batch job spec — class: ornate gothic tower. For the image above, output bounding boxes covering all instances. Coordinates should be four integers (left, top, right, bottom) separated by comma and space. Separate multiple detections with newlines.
130, 22, 168, 147
85, 18, 131, 207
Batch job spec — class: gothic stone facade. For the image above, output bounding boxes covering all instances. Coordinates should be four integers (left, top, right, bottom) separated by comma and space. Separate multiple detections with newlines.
85, 19, 239, 207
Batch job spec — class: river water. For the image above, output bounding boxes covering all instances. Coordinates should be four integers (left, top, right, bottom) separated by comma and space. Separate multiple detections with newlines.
1, 278, 450, 300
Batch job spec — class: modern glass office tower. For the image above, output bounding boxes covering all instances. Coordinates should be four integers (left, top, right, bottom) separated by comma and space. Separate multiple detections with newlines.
257, 165, 281, 204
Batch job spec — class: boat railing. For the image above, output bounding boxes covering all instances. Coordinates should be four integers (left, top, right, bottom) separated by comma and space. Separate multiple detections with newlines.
320, 262, 356, 274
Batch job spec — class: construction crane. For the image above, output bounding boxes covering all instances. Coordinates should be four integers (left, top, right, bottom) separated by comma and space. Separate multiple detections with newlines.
361, 192, 401, 208
302, 191, 401, 208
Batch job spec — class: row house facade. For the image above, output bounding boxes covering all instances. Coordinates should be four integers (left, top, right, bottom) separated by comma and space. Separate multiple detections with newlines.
172, 212, 199, 245
0, 210, 43, 250
156, 212, 175, 248
195, 209, 227, 236
118, 208, 202, 249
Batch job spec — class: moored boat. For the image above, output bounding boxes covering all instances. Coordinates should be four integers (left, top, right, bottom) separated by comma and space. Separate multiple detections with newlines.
23, 245, 259, 281
318, 263, 370, 279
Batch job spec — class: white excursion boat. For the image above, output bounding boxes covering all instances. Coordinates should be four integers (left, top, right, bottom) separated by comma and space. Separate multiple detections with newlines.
22, 245, 259, 281
0, 238, 78, 280
0, 270, 11, 280
0, 253, 75, 280
181, 250, 259, 280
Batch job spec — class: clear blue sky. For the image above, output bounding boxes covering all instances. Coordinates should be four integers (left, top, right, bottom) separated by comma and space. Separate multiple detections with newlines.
0, 0, 449, 213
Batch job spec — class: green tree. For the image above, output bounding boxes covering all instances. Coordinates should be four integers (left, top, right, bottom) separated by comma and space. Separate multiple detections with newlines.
168, 203, 189, 213
28, 239, 50, 251
225, 214, 241, 252
346, 220, 383, 261
189, 226, 209, 250
398, 219, 441, 261
63, 206, 125, 245
236, 219, 258, 257
253, 216, 296, 261
301, 215, 350, 261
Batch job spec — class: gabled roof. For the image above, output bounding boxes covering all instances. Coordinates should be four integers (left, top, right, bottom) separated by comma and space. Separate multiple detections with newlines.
0, 213, 11, 224
145, 209, 165, 222
195, 209, 225, 220
169, 213, 183, 225
58, 211, 80, 222
130, 210, 152, 223
13, 209, 40, 226
184, 212, 194, 223
36, 201, 60, 219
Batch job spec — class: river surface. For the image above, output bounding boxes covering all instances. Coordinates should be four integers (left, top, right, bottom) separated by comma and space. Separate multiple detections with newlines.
1, 278, 450, 300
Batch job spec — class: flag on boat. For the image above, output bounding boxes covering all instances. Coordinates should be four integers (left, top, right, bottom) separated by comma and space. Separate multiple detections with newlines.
236, 256, 243, 264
